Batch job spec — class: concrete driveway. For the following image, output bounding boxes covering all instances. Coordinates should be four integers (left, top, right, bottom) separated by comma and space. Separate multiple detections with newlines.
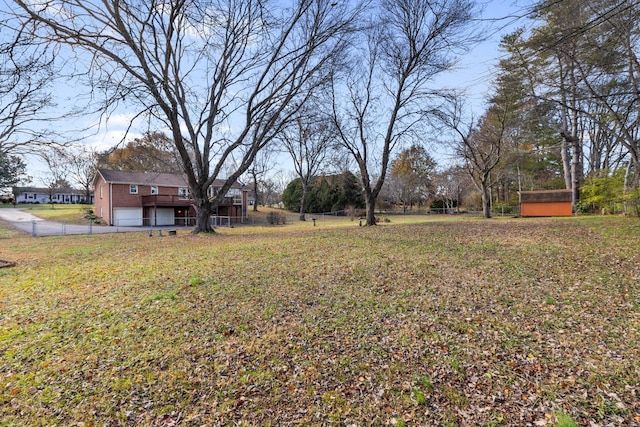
0, 208, 177, 236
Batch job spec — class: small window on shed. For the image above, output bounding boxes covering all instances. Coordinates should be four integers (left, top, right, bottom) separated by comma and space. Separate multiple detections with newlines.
130, 184, 138, 194
150, 186, 158, 195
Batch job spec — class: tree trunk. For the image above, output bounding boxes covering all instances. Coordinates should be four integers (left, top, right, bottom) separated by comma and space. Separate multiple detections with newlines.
626, 153, 640, 217
570, 136, 581, 212
299, 183, 308, 221
558, 58, 573, 191
192, 197, 214, 234
481, 181, 492, 218
364, 191, 377, 225
561, 137, 572, 190
252, 175, 259, 212
632, 155, 640, 191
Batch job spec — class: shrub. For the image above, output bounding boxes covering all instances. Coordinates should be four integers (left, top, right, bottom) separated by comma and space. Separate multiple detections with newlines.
83, 208, 102, 224
266, 212, 287, 225
493, 203, 513, 214
430, 199, 457, 212
581, 169, 624, 213
575, 200, 592, 214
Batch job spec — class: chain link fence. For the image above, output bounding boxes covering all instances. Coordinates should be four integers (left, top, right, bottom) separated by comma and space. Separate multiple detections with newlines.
4, 219, 168, 237
2, 206, 524, 237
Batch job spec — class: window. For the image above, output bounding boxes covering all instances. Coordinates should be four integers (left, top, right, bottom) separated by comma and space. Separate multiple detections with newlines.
226, 188, 242, 205
178, 187, 189, 199
150, 186, 158, 195
100, 186, 103, 199
129, 184, 138, 194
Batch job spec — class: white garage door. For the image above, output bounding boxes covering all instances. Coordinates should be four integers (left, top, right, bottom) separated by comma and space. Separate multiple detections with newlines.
113, 208, 143, 226
150, 208, 175, 226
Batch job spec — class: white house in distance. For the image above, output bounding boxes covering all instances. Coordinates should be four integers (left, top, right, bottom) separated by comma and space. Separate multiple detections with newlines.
13, 187, 94, 204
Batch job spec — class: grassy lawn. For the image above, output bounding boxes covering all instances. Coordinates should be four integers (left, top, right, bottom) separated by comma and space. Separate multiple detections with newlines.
1, 215, 639, 426
5, 204, 94, 224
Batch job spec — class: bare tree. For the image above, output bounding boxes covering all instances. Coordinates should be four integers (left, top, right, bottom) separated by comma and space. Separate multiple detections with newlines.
330, 0, 477, 225
433, 165, 472, 213
0, 20, 58, 156
279, 105, 334, 220
259, 176, 280, 208
41, 148, 71, 208
268, 169, 295, 208
440, 97, 511, 218
65, 146, 98, 202
11, 0, 363, 233
244, 148, 276, 212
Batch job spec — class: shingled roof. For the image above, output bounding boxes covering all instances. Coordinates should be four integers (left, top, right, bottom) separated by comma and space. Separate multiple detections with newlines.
519, 189, 573, 203
14, 186, 86, 194
97, 169, 187, 187
96, 169, 242, 188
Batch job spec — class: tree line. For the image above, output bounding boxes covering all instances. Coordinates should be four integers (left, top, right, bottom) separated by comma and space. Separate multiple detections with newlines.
442, 0, 640, 217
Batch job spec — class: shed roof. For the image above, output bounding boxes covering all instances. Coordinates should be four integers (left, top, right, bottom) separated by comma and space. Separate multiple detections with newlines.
519, 189, 573, 203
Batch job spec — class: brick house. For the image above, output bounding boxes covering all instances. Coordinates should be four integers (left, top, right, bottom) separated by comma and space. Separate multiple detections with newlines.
519, 189, 573, 217
93, 169, 248, 226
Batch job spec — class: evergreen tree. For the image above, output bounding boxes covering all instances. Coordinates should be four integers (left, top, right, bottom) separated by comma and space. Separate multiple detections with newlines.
0, 153, 27, 189
282, 172, 364, 213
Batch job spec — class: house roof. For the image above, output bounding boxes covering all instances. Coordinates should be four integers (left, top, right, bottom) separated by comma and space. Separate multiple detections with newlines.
95, 169, 244, 189
14, 187, 87, 195
519, 189, 573, 203
97, 169, 188, 187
